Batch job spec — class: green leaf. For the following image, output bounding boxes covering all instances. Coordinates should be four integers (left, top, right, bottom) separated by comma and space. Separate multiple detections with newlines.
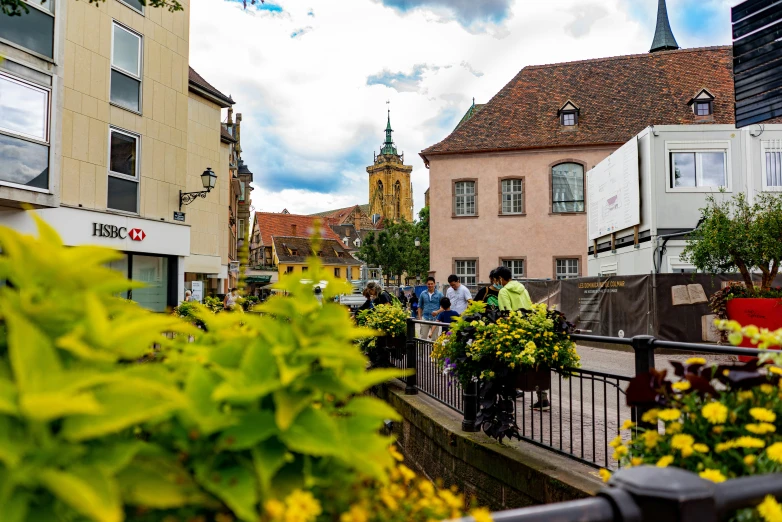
0, 378, 18, 416
279, 406, 342, 457
218, 411, 277, 451
0, 417, 27, 468
342, 397, 400, 422
196, 463, 259, 522
118, 456, 206, 509
183, 365, 235, 435
61, 382, 182, 441
251, 438, 289, 495
4, 308, 61, 394
84, 442, 142, 475
0, 475, 29, 522
38, 467, 122, 522
20, 391, 101, 422
273, 389, 312, 430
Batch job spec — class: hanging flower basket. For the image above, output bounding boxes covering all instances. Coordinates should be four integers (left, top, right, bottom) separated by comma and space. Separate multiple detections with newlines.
515, 365, 551, 392
379, 335, 406, 360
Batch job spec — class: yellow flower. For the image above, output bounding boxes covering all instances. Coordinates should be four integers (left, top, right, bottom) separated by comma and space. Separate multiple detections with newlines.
470, 507, 493, 522
713, 426, 724, 435
750, 407, 777, 423
666, 422, 683, 434
685, 357, 706, 365
389, 445, 404, 462
738, 390, 754, 401
641, 409, 659, 423
631, 457, 643, 466
265, 499, 286, 519
701, 402, 728, 424
398, 464, 416, 483
612, 445, 628, 460
699, 469, 727, 483
657, 409, 681, 422
744, 454, 757, 466
761, 384, 775, 394
746, 423, 776, 435
680, 445, 694, 458
642, 430, 661, 449
621, 419, 635, 430
340, 505, 369, 522
671, 434, 695, 450
758, 495, 782, 522
656, 455, 674, 468
285, 490, 322, 522
599, 468, 612, 483
672, 381, 691, 392
609, 435, 623, 448
693, 443, 709, 453
770, 366, 782, 376
767, 442, 782, 463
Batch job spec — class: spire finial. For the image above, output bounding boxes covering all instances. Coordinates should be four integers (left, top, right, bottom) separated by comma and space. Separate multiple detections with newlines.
650, 0, 679, 53
380, 102, 397, 156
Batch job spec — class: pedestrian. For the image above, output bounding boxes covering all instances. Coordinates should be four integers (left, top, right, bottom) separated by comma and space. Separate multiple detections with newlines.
358, 287, 373, 312
435, 297, 459, 330
366, 282, 394, 306
444, 274, 472, 315
474, 268, 501, 308
223, 288, 239, 311
417, 277, 443, 339
184, 290, 193, 302
409, 290, 419, 318
398, 288, 408, 308
496, 266, 532, 312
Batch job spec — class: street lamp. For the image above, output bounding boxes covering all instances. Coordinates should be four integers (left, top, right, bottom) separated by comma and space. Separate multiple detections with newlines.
414, 237, 421, 247
180, 168, 218, 210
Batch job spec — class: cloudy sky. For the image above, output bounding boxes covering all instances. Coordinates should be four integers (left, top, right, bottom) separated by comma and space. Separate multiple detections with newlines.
190, 0, 737, 216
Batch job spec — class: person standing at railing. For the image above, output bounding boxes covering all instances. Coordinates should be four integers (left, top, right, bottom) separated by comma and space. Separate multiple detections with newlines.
474, 268, 501, 308
436, 297, 459, 331
417, 276, 443, 339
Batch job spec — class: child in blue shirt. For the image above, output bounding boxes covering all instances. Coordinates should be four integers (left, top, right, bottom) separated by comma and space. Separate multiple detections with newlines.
436, 297, 459, 328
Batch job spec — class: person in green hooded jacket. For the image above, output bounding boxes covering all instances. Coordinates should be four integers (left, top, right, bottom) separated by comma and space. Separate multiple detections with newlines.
496, 266, 532, 311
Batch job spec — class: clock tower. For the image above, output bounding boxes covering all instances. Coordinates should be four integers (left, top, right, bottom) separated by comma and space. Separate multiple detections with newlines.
366, 110, 414, 223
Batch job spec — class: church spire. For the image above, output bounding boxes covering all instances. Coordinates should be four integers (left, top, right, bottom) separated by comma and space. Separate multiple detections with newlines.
650, 0, 679, 53
380, 106, 397, 156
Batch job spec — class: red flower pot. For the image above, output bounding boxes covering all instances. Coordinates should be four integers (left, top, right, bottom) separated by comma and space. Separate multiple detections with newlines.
725, 298, 782, 361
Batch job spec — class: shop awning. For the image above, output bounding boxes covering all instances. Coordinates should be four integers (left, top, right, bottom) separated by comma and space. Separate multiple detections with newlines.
245, 275, 272, 284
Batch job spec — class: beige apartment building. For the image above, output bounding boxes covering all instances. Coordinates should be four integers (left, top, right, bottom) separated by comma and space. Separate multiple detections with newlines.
0, 0, 239, 310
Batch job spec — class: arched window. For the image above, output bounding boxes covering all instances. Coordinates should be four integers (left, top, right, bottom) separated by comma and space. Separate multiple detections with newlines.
376, 180, 384, 203
394, 181, 401, 218
551, 163, 585, 213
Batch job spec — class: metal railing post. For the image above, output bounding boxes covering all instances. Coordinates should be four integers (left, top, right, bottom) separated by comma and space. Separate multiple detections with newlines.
462, 380, 479, 432
405, 318, 418, 395
630, 335, 656, 425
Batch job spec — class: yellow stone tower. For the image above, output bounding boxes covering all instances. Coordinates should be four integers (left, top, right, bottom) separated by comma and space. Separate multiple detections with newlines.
366, 110, 414, 222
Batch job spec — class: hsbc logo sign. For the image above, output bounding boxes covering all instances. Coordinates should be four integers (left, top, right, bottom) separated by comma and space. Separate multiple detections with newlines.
92, 223, 146, 242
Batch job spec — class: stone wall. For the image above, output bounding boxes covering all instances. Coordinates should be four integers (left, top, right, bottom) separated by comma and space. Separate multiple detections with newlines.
376, 381, 601, 512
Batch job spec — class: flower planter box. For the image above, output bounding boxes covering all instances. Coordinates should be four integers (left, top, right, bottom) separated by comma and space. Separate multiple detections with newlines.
726, 298, 782, 361
379, 335, 406, 360
515, 366, 551, 392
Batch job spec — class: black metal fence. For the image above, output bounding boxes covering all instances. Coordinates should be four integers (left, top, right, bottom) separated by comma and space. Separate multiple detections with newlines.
399, 320, 769, 470
452, 466, 782, 522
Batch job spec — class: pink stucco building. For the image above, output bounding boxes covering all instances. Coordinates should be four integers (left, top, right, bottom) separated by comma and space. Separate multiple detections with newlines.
420, 45, 745, 284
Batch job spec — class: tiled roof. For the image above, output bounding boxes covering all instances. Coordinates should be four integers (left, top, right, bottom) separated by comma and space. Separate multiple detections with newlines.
273, 237, 362, 265
254, 212, 346, 247
220, 124, 236, 143
455, 103, 485, 131
422, 46, 778, 157
188, 66, 235, 107
310, 204, 368, 220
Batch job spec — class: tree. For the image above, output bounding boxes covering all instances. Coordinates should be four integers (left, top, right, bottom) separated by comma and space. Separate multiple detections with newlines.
682, 192, 782, 292
356, 207, 430, 285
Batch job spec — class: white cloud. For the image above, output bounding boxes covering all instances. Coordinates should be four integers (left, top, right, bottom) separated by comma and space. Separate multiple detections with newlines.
190, 0, 723, 217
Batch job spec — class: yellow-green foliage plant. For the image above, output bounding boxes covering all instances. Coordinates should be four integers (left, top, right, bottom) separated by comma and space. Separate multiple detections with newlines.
0, 215, 191, 522
0, 216, 416, 522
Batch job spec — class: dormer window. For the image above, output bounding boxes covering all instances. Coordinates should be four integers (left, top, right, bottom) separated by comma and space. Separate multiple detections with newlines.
688, 89, 715, 117
558, 101, 579, 127
354, 238, 361, 247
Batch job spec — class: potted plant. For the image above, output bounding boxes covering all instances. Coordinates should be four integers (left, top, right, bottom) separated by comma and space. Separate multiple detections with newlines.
357, 303, 409, 364
682, 192, 782, 348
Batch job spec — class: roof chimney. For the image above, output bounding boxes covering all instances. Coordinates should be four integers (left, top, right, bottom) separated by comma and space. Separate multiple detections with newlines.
235, 113, 242, 154
650, 0, 679, 53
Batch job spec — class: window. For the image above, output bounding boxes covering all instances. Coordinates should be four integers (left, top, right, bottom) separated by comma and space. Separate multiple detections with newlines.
670, 152, 726, 189
763, 144, 782, 191
238, 219, 245, 240
0, 72, 49, 190
556, 258, 579, 280
334, 267, 341, 278
502, 259, 525, 279
302, 266, 308, 273
286, 266, 294, 274
561, 112, 576, 126
118, 0, 145, 14
501, 178, 523, 214
239, 180, 246, 202
394, 181, 401, 218
455, 260, 477, 286
0, 1, 54, 58
107, 253, 172, 312
552, 163, 584, 212
111, 23, 142, 112
695, 102, 712, 116
454, 180, 476, 216
354, 238, 361, 247
108, 128, 139, 212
